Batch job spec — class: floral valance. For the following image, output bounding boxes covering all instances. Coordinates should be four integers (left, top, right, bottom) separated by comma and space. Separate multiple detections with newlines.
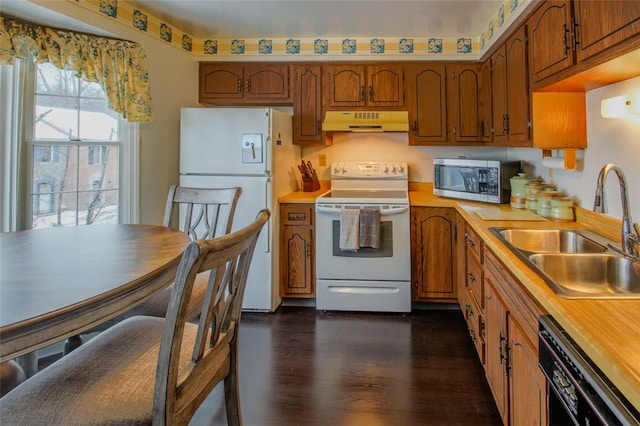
0, 16, 154, 122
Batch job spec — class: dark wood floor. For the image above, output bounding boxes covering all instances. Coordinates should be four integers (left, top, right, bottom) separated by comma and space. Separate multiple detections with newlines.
190, 306, 501, 426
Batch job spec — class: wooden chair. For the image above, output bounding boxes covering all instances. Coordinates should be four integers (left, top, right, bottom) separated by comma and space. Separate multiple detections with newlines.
0, 209, 270, 426
87, 185, 242, 330
135, 185, 243, 320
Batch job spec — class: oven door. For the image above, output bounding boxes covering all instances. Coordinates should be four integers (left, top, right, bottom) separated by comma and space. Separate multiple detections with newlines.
315, 204, 410, 281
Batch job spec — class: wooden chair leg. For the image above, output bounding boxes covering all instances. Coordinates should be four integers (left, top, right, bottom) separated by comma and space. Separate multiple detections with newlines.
224, 338, 242, 426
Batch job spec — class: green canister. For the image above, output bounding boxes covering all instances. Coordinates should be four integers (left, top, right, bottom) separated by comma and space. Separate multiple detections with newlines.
509, 173, 530, 209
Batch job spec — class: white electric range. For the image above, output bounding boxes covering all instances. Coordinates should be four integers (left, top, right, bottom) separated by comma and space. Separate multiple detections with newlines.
314, 162, 411, 312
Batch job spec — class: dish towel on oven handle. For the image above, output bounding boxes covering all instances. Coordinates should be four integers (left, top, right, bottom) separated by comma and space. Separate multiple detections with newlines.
359, 207, 380, 249
339, 207, 360, 251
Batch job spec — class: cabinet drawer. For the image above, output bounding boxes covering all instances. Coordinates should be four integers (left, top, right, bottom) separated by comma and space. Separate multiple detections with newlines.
465, 226, 483, 263
466, 250, 484, 309
281, 205, 313, 226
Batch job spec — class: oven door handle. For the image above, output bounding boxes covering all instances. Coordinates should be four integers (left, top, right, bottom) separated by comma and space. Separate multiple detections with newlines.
315, 205, 409, 216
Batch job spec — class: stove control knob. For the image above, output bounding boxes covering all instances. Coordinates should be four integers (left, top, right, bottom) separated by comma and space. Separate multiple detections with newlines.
391, 164, 397, 173
333, 164, 342, 173
384, 165, 390, 173
398, 164, 405, 173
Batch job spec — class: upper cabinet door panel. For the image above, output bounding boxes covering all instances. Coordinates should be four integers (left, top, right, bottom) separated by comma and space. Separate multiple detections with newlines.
292, 65, 323, 145
449, 64, 481, 143
574, 0, 640, 62
528, 0, 574, 83
325, 65, 366, 107
200, 63, 244, 100
324, 64, 404, 108
244, 64, 290, 100
505, 26, 531, 143
406, 63, 447, 145
367, 65, 404, 107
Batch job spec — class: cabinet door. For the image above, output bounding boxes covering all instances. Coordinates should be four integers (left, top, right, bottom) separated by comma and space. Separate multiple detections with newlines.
491, 45, 508, 144
324, 64, 366, 107
574, 0, 640, 63
528, 0, 574, 83
280, 204, 315, 297
505, 25, 531, 144
367, 65, 404, 107
479, 60, 493, 142
244, 64, 290, 101
292, 65, 323, 145
485, 280, 510, 425
411, 207, 456, 301
280, 226, 314, 296
406, 63, 448, 145
448, 63, 482, 143
509, 318, 547, 426
199, 63, 244, 101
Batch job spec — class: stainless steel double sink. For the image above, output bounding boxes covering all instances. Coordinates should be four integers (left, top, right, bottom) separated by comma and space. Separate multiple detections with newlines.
490, 228, 640, 299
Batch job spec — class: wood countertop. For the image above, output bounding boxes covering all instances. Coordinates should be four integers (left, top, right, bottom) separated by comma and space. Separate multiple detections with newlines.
280, 183, 640, 412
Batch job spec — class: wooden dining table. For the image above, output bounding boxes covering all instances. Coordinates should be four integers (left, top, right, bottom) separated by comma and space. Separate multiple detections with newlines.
0, 224, 190, 365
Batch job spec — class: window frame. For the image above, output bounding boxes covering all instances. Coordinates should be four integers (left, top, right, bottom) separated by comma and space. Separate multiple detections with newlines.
0, 58, 139, 232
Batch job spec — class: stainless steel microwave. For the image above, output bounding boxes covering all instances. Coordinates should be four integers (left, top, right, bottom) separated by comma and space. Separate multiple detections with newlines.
433, 158, 521, 204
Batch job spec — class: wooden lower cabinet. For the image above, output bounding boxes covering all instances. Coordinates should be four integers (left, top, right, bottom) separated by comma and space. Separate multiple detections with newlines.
279, 204, 315, 297
509, 316, 547, 426
457, 216, 547, 425
484, 278, 511, 425
484, 248, 548, 426
411, 207, 457, 301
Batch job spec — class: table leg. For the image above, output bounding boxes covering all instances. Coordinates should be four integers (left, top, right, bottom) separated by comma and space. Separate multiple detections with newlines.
63, 335, 83, 355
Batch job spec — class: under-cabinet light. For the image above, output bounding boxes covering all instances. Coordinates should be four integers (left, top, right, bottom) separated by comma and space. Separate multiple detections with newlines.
601, 93, 640, 118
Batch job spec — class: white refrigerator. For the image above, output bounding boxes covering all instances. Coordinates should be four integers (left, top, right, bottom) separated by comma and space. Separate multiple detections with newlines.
180, 107, 301, 311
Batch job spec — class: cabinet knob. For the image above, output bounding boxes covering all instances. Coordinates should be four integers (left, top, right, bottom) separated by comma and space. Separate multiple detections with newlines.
360, 86, 365, 102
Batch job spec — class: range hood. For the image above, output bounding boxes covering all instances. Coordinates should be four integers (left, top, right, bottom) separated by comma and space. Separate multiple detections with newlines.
322, 111, 409, 132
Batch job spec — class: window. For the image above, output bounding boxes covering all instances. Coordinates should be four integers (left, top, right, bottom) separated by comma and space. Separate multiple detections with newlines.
28, 63, 122, 228
0, 59, 139, 232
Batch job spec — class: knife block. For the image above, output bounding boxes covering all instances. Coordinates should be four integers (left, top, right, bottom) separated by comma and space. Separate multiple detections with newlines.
302, 171, 321, 192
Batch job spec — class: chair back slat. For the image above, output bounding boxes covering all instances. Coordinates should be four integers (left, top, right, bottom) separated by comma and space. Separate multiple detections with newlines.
163, 185, 242, 241
153, 209, 269, 425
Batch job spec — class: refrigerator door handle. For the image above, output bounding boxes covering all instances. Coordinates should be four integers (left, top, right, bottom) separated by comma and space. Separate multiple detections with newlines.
264, 177, 272, 253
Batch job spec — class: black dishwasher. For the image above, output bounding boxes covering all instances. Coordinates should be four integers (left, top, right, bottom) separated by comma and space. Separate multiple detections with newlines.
538, 315, 640, 425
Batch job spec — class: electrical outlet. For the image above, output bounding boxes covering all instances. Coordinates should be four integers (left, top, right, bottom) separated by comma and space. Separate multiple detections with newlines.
319, 154, 327, 167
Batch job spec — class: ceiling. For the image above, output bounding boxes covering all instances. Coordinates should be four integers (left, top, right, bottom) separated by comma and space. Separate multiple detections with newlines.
2, 0, 504, 39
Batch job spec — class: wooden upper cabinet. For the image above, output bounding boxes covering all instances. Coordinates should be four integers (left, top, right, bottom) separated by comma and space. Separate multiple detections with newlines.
528, 0, 574, 83
479, 60, 493, 142
406, 63, 447, 145
324, 63, 404, 108
448, 63, 482, 144
505, 26, 531, 145
574, 0, 640, 62
528, 0, 640, 88
492, 25, 531, 146
367, 65, 404, 107
292, 65, 324, 145
491, 45, 508, 143
199, 62, 290, 104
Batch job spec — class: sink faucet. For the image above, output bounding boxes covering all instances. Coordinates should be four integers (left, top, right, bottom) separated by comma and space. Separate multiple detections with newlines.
593, 163, 640, 258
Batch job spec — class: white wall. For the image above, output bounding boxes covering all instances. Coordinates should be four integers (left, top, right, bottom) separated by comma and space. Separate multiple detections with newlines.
303, 76, 640, 225
507, 76, 640, 221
